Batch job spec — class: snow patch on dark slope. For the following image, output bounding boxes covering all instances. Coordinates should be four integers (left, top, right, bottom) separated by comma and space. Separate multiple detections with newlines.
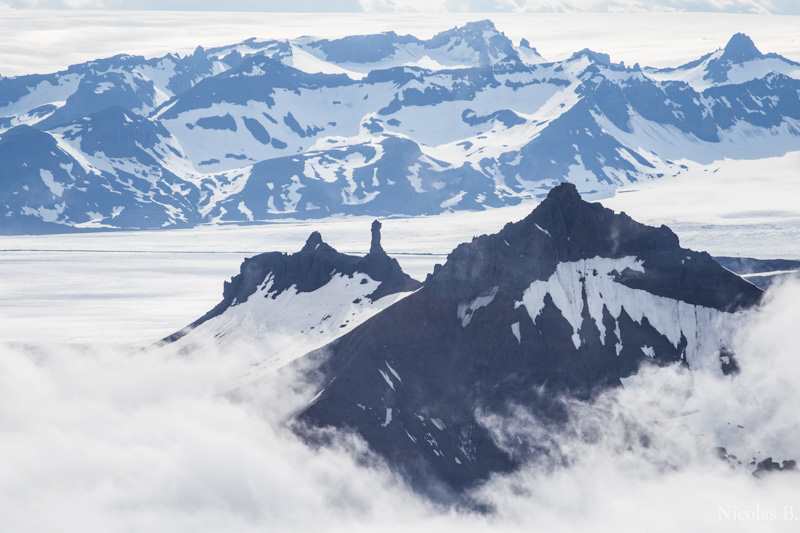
165, 220, 420, 370
296, 183, 763, 499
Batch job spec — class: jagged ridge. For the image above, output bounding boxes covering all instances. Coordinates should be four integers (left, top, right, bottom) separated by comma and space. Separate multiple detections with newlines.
164, 220, 420, 343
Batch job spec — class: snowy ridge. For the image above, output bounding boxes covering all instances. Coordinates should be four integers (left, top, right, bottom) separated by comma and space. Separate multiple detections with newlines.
1, 24, 799, 233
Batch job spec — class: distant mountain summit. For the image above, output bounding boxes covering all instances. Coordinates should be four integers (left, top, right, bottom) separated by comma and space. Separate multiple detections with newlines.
721, 32, 763, 63
297, 184, 762, 497
166, 220, 420, 370
299, 20, 525, 72
647, 32, 800, 89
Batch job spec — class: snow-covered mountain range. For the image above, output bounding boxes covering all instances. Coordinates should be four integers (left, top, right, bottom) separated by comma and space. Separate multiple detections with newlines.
2, 21, 799, 234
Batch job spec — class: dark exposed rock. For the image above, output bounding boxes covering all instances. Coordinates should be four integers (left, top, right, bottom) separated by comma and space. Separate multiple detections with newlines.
296, 183, 763, 499
753, 457, 798, 478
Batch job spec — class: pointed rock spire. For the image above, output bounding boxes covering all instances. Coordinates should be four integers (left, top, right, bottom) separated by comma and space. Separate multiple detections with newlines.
369, 219, 384, 256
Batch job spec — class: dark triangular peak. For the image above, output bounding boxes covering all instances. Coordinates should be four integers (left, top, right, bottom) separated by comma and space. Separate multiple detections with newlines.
721, 32, 762, 63
297, 183, 764, 497
298, 230, 335, 255
163, 221, 420, 343
427, 183, 760, 312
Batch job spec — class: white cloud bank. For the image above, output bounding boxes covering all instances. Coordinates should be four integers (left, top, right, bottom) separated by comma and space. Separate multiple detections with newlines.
2, 0, 800, 13
1, 278, 799, 532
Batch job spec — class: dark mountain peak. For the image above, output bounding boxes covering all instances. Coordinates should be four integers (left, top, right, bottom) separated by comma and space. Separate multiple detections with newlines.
721, 33, 762, 63
301, 230, 325, 252
428, 19, 503, 45
525, 181, 593, 229
369, 219, 384, 256
459, 19, 497, 32
570, 48, 612, 66
541, 180, 581, 205
520, 181, 681, 257
520, 37, 540, 55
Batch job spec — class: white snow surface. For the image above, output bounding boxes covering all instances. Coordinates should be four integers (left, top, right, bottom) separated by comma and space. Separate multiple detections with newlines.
457, 286, 499, 327
177, 272, 413, 373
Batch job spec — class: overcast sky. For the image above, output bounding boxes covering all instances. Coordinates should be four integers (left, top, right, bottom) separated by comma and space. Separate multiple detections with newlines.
1, 0, 799, 14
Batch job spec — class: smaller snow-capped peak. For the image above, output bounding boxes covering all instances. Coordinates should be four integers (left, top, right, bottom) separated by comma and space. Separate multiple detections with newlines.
164, 221, 421, 367
720, 33, 762, 63
646, 33, 800, 89
426, 19, 520, 68
518, 38, 545, 65
568, 48, 614, 67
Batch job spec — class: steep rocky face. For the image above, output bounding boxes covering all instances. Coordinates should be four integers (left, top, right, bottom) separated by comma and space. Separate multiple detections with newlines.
164, 221, 421, 362
297, 183, 763, 498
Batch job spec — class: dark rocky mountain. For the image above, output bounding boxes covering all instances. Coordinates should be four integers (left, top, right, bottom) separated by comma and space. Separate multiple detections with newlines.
296, 183, 763, 499
164, 220, 421, 359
